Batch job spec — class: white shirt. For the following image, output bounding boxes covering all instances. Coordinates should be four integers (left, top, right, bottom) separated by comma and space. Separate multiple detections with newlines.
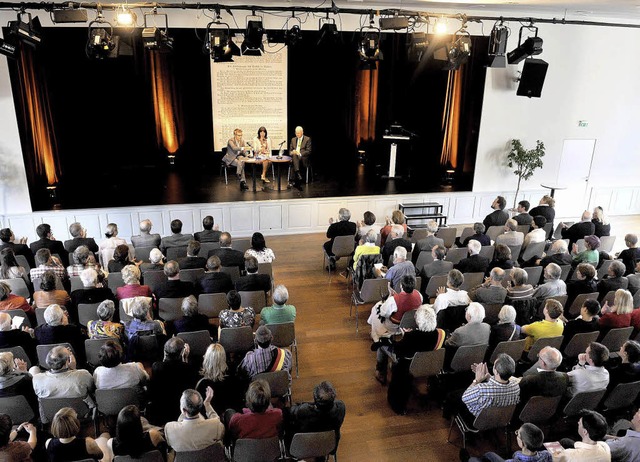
566, 364, 610, 397
523, 228, 547, 249
552, 441, 611, 462
164, 404, 225, 452
432, 288, 471, 314
93, 362, 148, 390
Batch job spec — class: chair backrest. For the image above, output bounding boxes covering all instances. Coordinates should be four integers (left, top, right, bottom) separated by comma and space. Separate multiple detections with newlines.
232, 239, 251, 255
486, 226, 504, 243
35, 308, 46, 326
331, 235, 356, 259
232, 437, 281, 462
425, 275, 449, 300
576, 239, 587, 254
603, 381, 640, 411
166, 246, 188, 261
517, 225, 531, 235
543, 223, 554, 240
527, 336, 564, 362
460, 272, 484, 291
0, 346, 31, 369
239, 291, 267, 314
599, 236, 616, 253
545, 294, 568, 309
521, 241, 546, 262
507, 245, 522, 262
32, 276, 64, 292
78, 302, 103, 326
563, 389, 606, 417
479, 246, 495, 261
522, 266, 543, 286
158, 297, 185, 321
118, 300, 133, 324
601, 290, 617, 307
600, 326, 634, 353
1, 278, 30, 299
85, 338, 122, 368
459, 227, 474, 244
14, 255, 31, 273
133, 246, 156, 263
410, 228, 429, 244
220, 266, 241, 284
0, 395, 34, 425
289, 431, 336, 460
4, 309, 31, 328
141, 270, 168, 293
257, 262, 274, 284
70, 276, 83, 293
596, 259, 615, 281
199, 242, 221, 258
252, 370, 290, 399
559, 265, 572, 282
562, 331, 600, 359
415, 251, 434, 272
399, 310, 418, 329
96, 387, 139, 416
265, 322, 296, 348
482, 304, 503, 325
219, 326, 254, 354
445, 247, 468, 265
567, 292, 599, 318
436, 227, 457, 248
489, 339, 526, 365
180, 268, 205, 284
177, 330, 212, 357
450, 344, 488, 373
519, 395, 562, 424
108, 272, 126, 296
113, 450, 165, 462
36, 342, 74, 368
473, 404, 517, 431
174, 443, 226, 462
100, 248, 115, 268
358, 278, 389, 303
197, 293, 228, 318
39, 396, 91, 424
128, 334, 160, 363
409, 348, 445, 378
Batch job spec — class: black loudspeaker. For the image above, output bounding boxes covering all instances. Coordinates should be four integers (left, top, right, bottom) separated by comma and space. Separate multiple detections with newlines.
517, 58, 548, 98
52, 9, 88, 23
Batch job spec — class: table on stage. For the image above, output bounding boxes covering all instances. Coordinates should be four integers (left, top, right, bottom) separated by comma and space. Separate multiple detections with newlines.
244, 155, 292, 192
269, 155, 292, 191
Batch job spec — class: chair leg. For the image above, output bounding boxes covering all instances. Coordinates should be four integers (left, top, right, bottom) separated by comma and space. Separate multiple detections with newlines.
294, 343, 299, 378
355, 304, 359, 333
447, 416, 456, 443
224, 166, 228, 184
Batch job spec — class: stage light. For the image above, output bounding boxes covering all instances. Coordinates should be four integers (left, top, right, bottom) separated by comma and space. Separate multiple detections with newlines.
407, 32, 428, 62
116, 5, 137, 27
0, 38, 17, 59
86, 16, 117, 59
358, 16, 383, 66
487, 21, 509, 68
204, 19, 240, 62
507, 25, 542, 64
434, 20, 471, 71
242, 15, 264, 56
317, 16, 339, 46
434, 17, 448, 35
143, 10, 173, 52
8, 12, 42, 48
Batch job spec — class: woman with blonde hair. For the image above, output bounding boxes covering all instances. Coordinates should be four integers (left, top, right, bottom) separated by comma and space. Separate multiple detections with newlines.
592, 206, 611, 237
380, 210, 407, 247
599, 289, 633, 332
45, 407, 110, 462
529, 195, 556, 236
196, 343, 246, 415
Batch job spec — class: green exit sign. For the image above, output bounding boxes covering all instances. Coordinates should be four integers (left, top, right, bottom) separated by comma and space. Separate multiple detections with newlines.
578, 120, 589, 127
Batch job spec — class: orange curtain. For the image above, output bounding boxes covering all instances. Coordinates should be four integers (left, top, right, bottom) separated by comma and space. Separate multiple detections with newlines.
15, 46, 60, 185
440, 67, 463, 168
148, 51, 182, 154
354, 67, 378, 145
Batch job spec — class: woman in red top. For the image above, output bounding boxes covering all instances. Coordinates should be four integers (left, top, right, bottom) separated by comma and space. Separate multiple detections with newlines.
389, 275, 423, 324
227, 379, 282, 443
599, 289, 633, 339
379, 210, 408, 247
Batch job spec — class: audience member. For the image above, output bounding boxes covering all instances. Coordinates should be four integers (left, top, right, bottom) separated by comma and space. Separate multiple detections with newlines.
458, 223, 491, 248
560, 299, 600, 349
381, 224, 412, 267
592, 206, 611, 238
45, 407, 107, 462
521, 299, 564, 351
599, 289, 633, 336
0, 227, 34, 268
488, 305, 521, 355
485, 244, 515, 276
219, 290, 256, 330
196, 256, 234, 294
197, 344, 246, 415
0, 248, 27, 282
208, 232, 245, 272
174, 295, 213, 335
0, 414, 36, 461
561, 211, 596, 248
521, 216, 547, 253
513, 200, 533, 226
0, 350, 38, 414
67, 245, 105, 283
139, 248, 165, 274
33, 270, 70, 310
30, 223, 69, 267
532, 263, 566, 301
445, 303, 490, 348
29, 248, 67, 284
495, 219, 524, 246
616, 234, 640, 276
235, 256, 271, 294
413, 220, 444, 262
557, 410, 610, 459
379, 210, 407, 247
356, 211, 381, 241
565, 263, 598, 310
109, 405, 164, 459
226, 379, 283, 442
323, 208, 357, 270
467, 423, 550, 462
194, 216, 221, 243
245, 232, 275, 264
176, 240, 207, 270
607, 340, 640, 393
536, 239, 573, 269
571, 234, 600, 267
606, 408, 640, 460
108, 244, 137, 273
87, 300, 124, 341
93, 340, 148, 392
64, 222, 98, 254
154, 261, 194, 300
432, 269, 471, 315
506, 268, 534, 300
34, 304, 86, 364
469, 267, 508, 304
483, 195, 509, 230
98, 223, 127, 254
130, 219, 161, 249
455, 240, 490, 274
566, 342, 610, 397
116, 265, 153, 315
597, 260, 629, 302
70, 268, 114, 322
124, 298, 165, 341
352, 230, 380, 270
375, 246, 415, 293
0, 312, 36, 364
420, 245, 453, 286
0, 281, 32, 317
519, 346, 568, 402
239, 325, 292, 379
160, 219, 193, 254
528, 195, 556, 235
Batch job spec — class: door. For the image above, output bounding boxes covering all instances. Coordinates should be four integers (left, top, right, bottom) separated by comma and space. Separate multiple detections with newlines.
553, 139, 596, 218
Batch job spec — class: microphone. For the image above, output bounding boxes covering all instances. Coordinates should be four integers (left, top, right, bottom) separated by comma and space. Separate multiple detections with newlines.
278, 140, 286, 147
246, 141, 253, 147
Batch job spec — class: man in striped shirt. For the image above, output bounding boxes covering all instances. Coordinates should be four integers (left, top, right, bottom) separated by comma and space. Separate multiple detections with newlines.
239, 325, 292, 380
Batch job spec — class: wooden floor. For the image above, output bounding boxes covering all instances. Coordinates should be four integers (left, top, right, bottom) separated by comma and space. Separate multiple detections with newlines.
269, 215, 640, 462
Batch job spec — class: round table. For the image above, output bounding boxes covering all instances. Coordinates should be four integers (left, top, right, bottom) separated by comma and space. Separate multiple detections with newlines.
540, 183, 567, 198
243, 157, 266, 192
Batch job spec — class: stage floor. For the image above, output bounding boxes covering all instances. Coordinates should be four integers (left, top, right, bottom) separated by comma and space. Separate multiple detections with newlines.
48, 158, 472, 211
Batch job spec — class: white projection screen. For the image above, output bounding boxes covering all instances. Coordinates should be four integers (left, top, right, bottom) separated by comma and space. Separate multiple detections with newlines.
211, 43, 288, 152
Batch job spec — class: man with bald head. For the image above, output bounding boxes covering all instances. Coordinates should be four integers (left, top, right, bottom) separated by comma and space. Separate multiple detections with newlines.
519, 346, 569, 402
289, 126, 312, 189
468, 267, 507, 304
131, 219, 161, 249
561, 210, 596, 248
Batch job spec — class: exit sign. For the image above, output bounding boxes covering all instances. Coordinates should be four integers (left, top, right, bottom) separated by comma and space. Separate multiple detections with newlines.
578, 120, 589, 127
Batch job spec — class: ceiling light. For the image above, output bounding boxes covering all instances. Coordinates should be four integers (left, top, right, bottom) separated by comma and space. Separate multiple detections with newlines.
204, 19, 240, 62
116, 5, 136, 26
242, 14, 264, 56
487, 21, 509, 68
142, 10, 173, 52
435, 17, 448, 35
358, 15, 383, 68
434, 19, 471, 71
86, 15, 117, 59
0, 38, 17, 59
507, 24, 542, 64
8, 12, 42, 47
407, 32, 428, 62
317, 16, 339, 46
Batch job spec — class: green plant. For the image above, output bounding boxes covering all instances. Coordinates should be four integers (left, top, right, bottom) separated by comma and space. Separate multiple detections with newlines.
507, 139, 545, 209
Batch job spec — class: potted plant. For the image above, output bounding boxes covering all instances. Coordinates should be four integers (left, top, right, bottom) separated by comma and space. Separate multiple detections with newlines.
507, 139, 545, 209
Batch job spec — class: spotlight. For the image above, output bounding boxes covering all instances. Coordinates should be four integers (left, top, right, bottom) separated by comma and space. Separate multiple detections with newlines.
204, 20, 240, 62
507, 25, 542, 65
434, 17, 448, 35
86, 17, 117, 59
358, 17, 383, 65
242, 15, 264, 56
487, 21, 509, 68
142, 10, 173, 52
407, 32, 428, 62
434, 23, 471, 71
317, 17, 339, 46
116, 5, 137, 27
0, 38, 17, 59
8, 12, 42, 48
285, 25, 302, 46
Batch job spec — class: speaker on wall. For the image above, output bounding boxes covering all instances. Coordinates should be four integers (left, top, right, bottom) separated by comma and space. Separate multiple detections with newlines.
517, 58, 548, 98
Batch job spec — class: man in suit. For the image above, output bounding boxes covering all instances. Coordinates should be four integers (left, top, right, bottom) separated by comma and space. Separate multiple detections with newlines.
223, 128, 249, 191
208, 232, 245, 272
519, 346, 569, 402
482, 196, 509, 231
177, 240, 207, 270
454, 240, 490, 274
235, 256, 271, 294
160, 219, 193, 254
131, 219, 161, 249
63, 222, 98, 255
323, 208, 357, 270
194, 216, 221, 243
164, 388, 224, 452
495, 219, 524, 247
561, 210, 596, 248
420, 245, 453, 290
412, 220, 444, 264
0, 228, 35, 268
289, 125, 311, 189
29, 223, 69, 267
196, 256, 233, 294
154, 260, 195, 300
468, 267, 508, 305
381, 225, 412, 267
513, 200, 533, 227
597, 260, 629, 302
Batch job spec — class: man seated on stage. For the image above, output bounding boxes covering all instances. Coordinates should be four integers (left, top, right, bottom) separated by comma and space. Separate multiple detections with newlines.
483, 196, 509, 231
223, 128, 249, 191
131, 219, 161, 249
194, 216, 221, 243
513, 200, 533, 226
289, 126, 311, 189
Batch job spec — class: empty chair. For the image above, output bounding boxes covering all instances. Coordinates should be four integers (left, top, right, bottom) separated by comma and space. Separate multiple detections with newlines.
166, 246, 188, 261
519, 395, 562, 425
289, 431, 336, 461
600, 326, 634, 353
232, 437, 282, 462
265, 322, 298, 378
0, 395, 34, 425
527, 336, 564, 363
409, 348, 445, 379
448, 404, 516, 449
141, 271, 167, 293
460, 272, 484, 292
158, 297, 185, 322
599, 236, 616, 253
198, 242, 220, 258
197, 293, 228, 319
180, 268, 205, 285
350, 278, 389, 333
566, 293, 598, 318
445, 248, 468, 265
436, 227, 457, 248
220, 266, 241, 284
133, 246, 156, 263
0, 278, 30, 299
410, 228, 428, 244
174, 443, 226, 462
562, 331, 600, 360
563, 389, 606, 418
489, 339, 526, 365
78, 302, 102, 326
107, 272, 126, 296
177, 330, 212, 357
232, 238, 251, 255
449, 344, 488, 373
479, 246, 495, 260
252, 370, 291, 406
414, 251, 434, 272
219, 326, 254, 354
521, 241, 546, 262
424, 274, 449, 302
602, 381, 640, 412
239, 291, 267, 315
322, 235, 355, 280
70, 276, 83, 293
522, 267, 543, 286
485, 226, 504, 243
